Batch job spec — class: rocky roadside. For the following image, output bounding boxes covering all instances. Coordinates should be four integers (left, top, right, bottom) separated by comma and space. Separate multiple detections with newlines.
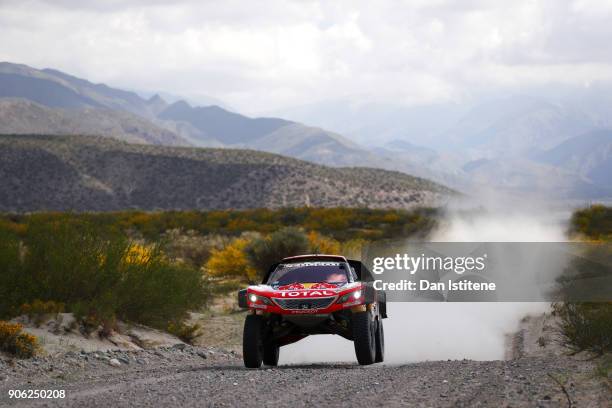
0, 311, 608, 407
0, 344, 240, 405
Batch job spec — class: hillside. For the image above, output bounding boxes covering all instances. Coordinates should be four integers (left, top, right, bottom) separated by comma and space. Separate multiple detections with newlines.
0, 99, 188, 146
0, 134, 453, 212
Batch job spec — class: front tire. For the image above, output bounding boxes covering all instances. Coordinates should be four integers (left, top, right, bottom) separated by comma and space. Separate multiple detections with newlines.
352, 310, 376, 365
263, 343, 279, 366
243, 315, 263, 368
375, 318, 384, 363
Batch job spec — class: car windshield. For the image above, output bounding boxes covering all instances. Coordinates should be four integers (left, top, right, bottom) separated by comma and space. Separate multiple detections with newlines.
268, 262, 349, 286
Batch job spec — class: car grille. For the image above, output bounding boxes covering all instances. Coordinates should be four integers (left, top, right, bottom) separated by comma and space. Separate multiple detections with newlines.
273, 297, 336, 310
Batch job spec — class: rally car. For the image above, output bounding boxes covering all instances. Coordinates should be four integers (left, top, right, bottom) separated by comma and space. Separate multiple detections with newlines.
238, 254, 387, 368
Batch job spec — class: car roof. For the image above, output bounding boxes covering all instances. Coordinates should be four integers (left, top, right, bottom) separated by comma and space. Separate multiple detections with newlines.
280, 254, 348, 263
261, 255, 374, 284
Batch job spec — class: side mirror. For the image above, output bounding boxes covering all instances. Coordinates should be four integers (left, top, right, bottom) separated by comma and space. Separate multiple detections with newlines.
237, 289, 248, 308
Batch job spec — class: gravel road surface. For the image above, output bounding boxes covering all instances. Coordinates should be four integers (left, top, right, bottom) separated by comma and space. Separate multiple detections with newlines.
0, 345, 609, 407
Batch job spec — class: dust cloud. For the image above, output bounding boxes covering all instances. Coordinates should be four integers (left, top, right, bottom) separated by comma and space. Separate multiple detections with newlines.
280, 204, 567, 364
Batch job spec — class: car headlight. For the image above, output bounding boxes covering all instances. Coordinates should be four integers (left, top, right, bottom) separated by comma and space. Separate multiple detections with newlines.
248, 293, 272, 305
336, 290, 362, 304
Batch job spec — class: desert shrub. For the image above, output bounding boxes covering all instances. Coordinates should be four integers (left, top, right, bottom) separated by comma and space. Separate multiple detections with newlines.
0, 217, 209, 333
569, 205, 612, 241
307, 231, 341, 254
20, 217, 127, 308
341, 239, 367, 260
19, 300, 65, 327
161, 230, 229, 267
0, 207, 440, 242
553, 302, 612, 355
167, 321, 202, 344
245, 227, 310, 278
205, 237, 257, 281
0, 228, 23, 318
554, 210, 612, 356
0, 321, 39, 358
208, 278, 245, 295
116, 247, 209, 328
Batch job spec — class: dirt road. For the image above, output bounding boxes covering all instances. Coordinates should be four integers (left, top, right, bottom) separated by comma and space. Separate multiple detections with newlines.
0, 344, 608, 407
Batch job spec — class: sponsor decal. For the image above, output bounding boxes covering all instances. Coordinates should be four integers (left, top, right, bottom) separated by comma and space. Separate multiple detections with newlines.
278, 283, 305, 290
277, 290, 335, 297
289, 309, 320, 314
280, 262, 341, 268
310, 282, 338, 289
277, 282, 339, 290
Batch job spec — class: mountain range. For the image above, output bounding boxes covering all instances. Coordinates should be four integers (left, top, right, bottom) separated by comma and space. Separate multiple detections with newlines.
0, 61, 610, 200
0, 62, 366, 166
272, 91, 612, 199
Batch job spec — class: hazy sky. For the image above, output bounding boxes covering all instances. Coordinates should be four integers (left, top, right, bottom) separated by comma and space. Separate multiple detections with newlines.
1, 0, 611, 114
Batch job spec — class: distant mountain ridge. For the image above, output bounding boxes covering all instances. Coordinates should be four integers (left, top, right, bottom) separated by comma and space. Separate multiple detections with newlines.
536, 130, 612, 190
158, 100, 292, 145
0, 62, 383, 173
273, 93, 612, 199
0, 134, 453, 212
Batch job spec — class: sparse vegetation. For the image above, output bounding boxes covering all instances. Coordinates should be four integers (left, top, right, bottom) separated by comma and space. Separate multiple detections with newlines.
0, 134, 453, 213
0, 321, 39, 358
0, 206, 440, 242
554, 205, 612, 357
167, 321, 203, 345
0, 207, 439, 271
553, 302, 611, 355
0, 207, 440, 346
19, 300, 65, 327
569, 204, 612, 241
0, 216, 209, 335
245, 227, 311, 277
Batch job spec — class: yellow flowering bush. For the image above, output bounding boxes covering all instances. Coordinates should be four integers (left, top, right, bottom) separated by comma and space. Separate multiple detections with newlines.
0, 321, 39, 358
122, 243, 153, 265
205, 237, 257, 280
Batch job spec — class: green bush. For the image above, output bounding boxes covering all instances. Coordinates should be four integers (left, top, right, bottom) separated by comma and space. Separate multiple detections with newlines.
553, 302, 612, 355
555, 205, 612, 356
0, 217, 209, 332
0, 228, 23, 318
117, 248, 209, 328
569, 204, 612, 241
245, 227, 310, 278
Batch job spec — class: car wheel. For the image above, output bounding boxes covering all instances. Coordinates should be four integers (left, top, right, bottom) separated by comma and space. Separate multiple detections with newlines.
263, 343, 280, 366
243, 314, 263, 368
375, 318, 384, 363
352, 310, 376, 365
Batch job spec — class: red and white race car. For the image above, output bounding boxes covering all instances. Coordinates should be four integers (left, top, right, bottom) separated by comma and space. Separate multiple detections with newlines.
238, 254, 387, 368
